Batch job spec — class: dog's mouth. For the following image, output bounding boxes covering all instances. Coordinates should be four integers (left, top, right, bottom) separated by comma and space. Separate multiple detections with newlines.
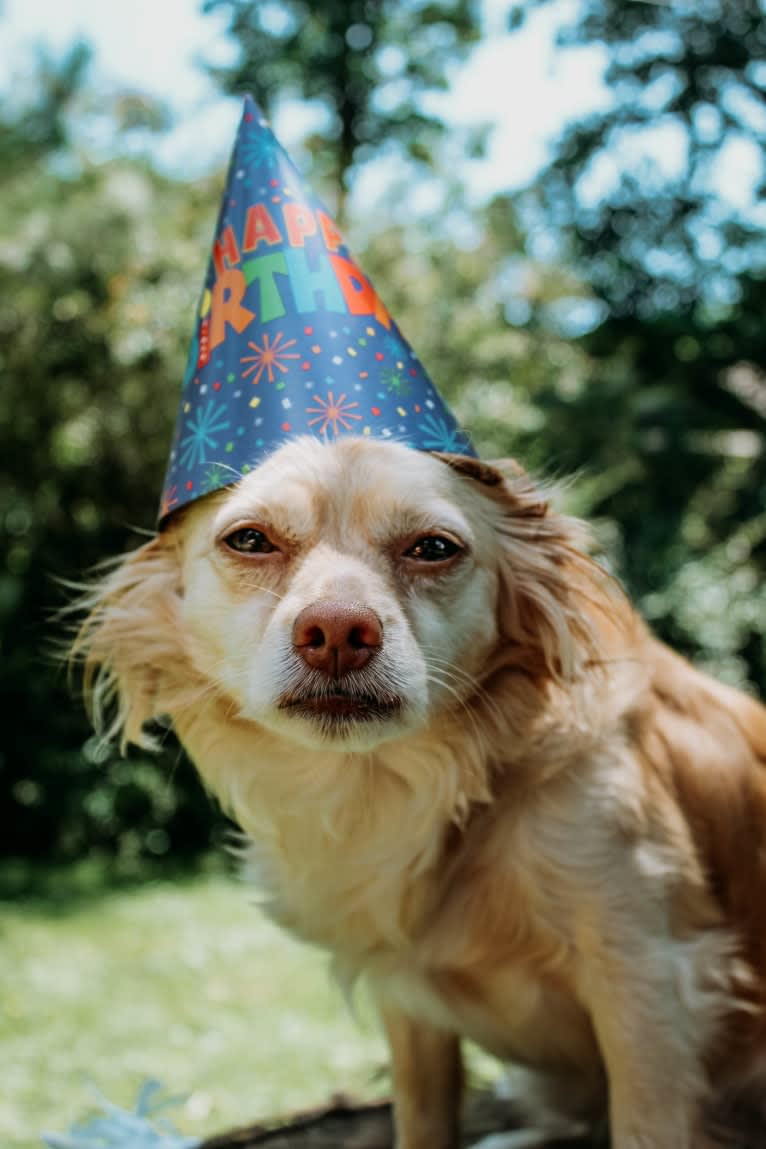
278, 688, 403, 723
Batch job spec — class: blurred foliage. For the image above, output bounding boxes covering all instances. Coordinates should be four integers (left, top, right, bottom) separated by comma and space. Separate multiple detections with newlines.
0, 41, 92, 170
0, 55, 227, 865
506, 0, 766, 689
1, 0, 764, 867
202, 0, 484, 219
359, 192, 593, 462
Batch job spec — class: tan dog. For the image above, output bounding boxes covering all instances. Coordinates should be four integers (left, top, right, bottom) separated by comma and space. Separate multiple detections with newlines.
76, 437, 766, 1149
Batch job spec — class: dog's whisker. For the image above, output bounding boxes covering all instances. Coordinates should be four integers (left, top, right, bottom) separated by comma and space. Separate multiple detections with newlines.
204, 460, 250, 483
422, 656, 507, 725
247, 583, 286, 602
424, 670, 486, 745
424, 661, 514, 749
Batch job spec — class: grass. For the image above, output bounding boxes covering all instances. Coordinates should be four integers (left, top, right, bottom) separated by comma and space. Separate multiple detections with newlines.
1, 861, 390, 1149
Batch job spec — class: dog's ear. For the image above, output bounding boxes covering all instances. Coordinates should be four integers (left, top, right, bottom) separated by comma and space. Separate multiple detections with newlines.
433, 452, 549, 518
435, 452, 607, 679
71, 529, 188, 751
433, 452, 531, 485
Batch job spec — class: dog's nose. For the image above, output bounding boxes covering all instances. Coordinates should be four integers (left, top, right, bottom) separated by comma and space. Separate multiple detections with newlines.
292, 601, 383, 677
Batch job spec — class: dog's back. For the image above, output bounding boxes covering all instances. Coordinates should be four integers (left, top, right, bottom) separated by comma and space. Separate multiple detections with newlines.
639, 643, 766, 980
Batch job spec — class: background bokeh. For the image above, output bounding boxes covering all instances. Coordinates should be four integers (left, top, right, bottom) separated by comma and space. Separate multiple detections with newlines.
1, 0, 765, 1142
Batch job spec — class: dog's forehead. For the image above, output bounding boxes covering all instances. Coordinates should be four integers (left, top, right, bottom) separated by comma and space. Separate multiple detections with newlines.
215, 437, 467, 528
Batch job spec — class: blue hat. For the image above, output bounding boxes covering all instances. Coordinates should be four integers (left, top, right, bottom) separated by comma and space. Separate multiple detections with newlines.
159, 95, 476, 525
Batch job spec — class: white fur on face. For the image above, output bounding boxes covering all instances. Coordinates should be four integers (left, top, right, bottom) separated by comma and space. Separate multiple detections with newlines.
177, 438, 501, 750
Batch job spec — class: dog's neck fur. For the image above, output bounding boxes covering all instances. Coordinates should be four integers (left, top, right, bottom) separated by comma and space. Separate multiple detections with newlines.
174, 696, 488, 955
172, 659, 617, 967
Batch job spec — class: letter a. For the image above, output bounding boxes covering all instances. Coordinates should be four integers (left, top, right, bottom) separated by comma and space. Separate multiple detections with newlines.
284, 203, 318, 247
243, 204, 281, 252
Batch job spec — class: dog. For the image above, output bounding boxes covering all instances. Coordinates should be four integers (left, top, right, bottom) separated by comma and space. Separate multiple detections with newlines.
75, 435, 766, 1149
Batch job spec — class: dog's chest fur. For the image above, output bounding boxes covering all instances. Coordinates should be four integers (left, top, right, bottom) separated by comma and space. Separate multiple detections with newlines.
178, 698, 608, 1071
247, 799, 600, 1074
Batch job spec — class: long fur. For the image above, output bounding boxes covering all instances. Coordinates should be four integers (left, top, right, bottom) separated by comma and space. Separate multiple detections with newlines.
72, 438, 766, 1149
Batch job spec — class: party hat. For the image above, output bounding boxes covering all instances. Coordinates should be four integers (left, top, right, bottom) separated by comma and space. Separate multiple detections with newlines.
159, 95, 475, 525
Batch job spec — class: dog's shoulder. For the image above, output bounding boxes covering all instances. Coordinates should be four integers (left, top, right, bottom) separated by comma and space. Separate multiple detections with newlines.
634, 637, 766, 775
625, 637, 766, 985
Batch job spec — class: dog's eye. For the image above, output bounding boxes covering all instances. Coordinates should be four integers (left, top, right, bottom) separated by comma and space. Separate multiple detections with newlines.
403, 535, 462, 563
223, 527, 278, 555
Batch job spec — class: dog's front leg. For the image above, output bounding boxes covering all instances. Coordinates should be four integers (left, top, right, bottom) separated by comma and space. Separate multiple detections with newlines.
381, 1005, 463, 1149
578, 929, 710, 1149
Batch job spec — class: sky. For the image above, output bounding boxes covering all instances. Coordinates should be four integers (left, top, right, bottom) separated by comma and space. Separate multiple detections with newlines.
0, 0, 610, 196
3, 0, 761, 219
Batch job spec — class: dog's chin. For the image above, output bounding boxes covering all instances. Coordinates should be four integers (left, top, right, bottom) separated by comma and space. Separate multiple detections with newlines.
260, 689, 420, 751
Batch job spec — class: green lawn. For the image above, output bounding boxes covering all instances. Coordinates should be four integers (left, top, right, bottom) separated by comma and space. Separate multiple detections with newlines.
1, 864, 390, 1149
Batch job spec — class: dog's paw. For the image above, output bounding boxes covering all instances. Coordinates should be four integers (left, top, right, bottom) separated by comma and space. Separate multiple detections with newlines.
467, 1066, 596, 1149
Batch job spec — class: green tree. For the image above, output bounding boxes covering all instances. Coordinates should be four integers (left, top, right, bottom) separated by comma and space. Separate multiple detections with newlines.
0, 40, 91, 170
506, 0, 766, 692
202, 0, 483, 221
359, 189, 593, 464
0, 55, 225, 864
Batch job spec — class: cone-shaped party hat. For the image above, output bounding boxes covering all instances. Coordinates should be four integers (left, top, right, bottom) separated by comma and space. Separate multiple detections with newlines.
159, 95, 475, 525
